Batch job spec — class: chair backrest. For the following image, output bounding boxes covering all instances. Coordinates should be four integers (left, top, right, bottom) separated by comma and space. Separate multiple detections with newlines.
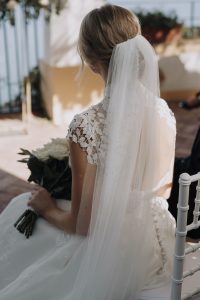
170, 172, 200, 300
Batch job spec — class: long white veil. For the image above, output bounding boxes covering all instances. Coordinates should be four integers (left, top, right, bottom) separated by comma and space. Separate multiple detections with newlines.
70, 35, 176, 299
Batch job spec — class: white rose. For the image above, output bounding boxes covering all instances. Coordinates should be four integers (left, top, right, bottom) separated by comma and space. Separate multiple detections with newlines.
32, 138, 70, 161
32, 148, 49, 161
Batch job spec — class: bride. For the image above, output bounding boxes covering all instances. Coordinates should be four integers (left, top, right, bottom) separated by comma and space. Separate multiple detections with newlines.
0, 4, 176, 300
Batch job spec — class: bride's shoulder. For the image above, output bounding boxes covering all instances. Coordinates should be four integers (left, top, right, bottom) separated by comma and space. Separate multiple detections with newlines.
67, 102, 104, 135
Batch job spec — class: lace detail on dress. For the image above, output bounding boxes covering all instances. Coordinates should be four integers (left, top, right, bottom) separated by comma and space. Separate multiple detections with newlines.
157, 99, 176, 133
151, 197, 175, 275
67, 100, 107, 165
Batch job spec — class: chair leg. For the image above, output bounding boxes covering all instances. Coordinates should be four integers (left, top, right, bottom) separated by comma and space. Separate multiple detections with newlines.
170, 173, 190, 300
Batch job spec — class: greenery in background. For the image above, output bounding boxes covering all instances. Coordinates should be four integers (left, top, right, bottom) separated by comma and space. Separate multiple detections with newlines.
8, 66, 45, 115
0, 0, 68, 25
29, 66, 46, 115
136, 10, 180, 30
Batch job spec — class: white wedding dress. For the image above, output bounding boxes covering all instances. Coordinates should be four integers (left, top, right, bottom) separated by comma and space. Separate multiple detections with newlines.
0, 96, 176, 300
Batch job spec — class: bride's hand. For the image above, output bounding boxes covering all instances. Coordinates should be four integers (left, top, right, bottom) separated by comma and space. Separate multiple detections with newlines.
28, 187, 56, 217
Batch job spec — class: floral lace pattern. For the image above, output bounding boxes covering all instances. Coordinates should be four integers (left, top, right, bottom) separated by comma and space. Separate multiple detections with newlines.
67, 100, 107, 165
157, 98, 176, 133
67, 96, 175, 165
151, 197, 175, 275
66, 96, 176, 277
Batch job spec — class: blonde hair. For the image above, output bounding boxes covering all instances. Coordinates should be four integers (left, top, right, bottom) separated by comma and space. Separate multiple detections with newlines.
78, 4, 141, 72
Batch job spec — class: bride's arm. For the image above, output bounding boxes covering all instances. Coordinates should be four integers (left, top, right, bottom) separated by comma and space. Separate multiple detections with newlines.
28, 141, 88, 234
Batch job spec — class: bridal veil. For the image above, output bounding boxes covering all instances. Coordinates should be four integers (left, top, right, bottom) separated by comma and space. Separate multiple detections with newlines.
0, 35, 176, 300
70, 35, 176, 299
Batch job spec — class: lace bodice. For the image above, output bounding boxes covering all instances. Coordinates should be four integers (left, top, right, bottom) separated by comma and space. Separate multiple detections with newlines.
66, 98, 108, 164
67, 96, 175, 165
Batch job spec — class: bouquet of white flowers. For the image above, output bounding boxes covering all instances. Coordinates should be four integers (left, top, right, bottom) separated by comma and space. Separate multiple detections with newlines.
14, 138, 72, 238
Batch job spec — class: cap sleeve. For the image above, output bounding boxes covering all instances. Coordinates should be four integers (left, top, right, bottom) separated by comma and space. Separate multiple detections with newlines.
66, 113, 98, 165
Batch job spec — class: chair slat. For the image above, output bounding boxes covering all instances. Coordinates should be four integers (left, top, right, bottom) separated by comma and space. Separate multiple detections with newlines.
185, 242, 200, 255
182, 287, 200, 300
183, 264, 200, 278
186, 220, 200, 232
190, 173, 200, 182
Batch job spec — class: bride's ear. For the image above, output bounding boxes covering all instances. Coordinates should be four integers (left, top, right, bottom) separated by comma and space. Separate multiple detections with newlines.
88, 61, 107, 82
88, 62, 100, 74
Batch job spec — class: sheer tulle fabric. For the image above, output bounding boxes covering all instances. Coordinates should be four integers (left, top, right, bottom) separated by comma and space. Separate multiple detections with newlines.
0, 36, 176, 300
72, 36, 176, 299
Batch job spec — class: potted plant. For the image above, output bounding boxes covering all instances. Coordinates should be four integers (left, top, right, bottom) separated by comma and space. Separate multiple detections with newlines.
136, 10, 183, 44
0, 0, 68, 25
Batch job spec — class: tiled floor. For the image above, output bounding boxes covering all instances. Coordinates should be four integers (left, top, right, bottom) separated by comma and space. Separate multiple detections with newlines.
0, 170, 39, 213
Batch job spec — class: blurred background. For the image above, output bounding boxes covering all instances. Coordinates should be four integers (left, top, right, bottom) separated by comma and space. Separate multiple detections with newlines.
0, 0, 200, 122
0, 0, 200, 209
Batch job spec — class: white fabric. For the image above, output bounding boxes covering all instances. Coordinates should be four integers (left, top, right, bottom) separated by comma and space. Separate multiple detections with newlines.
0, 194, 199, 300
69, 36, 176, 300
67, 97, 175, 166
0, 193, 85, 298
0, 36, 177, 299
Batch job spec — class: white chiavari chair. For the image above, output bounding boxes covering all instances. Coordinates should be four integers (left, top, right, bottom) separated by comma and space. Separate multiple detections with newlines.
170, 172, 200, 300
139, 172, 200, 300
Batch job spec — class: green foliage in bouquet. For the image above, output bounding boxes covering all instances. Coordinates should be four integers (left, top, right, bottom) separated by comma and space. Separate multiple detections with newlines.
19, 149, 71, 200
15, 138, 72, 238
